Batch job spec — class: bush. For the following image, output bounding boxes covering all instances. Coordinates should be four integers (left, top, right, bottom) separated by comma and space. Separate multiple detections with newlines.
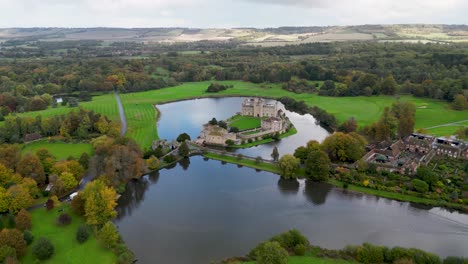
32, 237, 54, 260
409, 248, 441, 264
294, 244, 307, 256
0, 246, 16, 262
256, 241, 288, 264
387, 246, 413, 263
412, 179, 429, 193
23, 230, 34, 245
271, 229, 309, 251
176, 133, 191, 142
76, 225, 90, 244
443, 257, 466, 264
163, 154, 176, 164
356, 243, 384, 264
57, 213, 72, 226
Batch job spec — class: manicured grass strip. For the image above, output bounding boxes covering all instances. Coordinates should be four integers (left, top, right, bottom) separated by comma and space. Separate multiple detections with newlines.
425, 125, 468, 138
203, 152, 280, 173
21, 140, 94, 160
328, 179, 467, 211
243, 256, 358, 264
229, 115, 261, 131
234, 127, 297, 148
22, 205, 116, 264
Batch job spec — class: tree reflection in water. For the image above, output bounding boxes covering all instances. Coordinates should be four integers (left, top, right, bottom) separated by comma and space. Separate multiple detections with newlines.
277, 178, 300, 195
115, 171, 159, 219
179, 158, 191, 171
303, 180, 332, 205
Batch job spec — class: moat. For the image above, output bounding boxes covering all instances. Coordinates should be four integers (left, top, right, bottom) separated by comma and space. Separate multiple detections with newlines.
114, 97, 468, 264
155, 97, 330, 159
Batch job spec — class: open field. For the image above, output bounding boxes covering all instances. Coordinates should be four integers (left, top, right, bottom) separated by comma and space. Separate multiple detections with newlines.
229, 115, 261, 131
22, 205, 116, 264
3, 93, 119, 122
22, 140, 94, 160
2, 81, 466, 148
120, 81, 467, 147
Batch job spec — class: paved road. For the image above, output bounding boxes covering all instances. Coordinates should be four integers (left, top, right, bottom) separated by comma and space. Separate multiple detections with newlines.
115, 91, 127, 137
425, 119, 468, 130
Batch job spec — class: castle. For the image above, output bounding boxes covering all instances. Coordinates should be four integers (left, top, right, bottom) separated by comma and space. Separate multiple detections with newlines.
241, 98, 278, 117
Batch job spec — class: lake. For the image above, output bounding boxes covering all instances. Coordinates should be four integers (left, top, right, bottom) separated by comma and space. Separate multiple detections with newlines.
115, 157, 468, 264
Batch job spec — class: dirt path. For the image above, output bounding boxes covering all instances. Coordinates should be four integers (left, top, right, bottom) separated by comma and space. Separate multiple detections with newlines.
115, 91, 127, 137
425, 120, 468, 130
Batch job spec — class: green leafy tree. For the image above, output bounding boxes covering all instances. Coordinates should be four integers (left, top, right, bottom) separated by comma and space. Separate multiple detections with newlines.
412, 179, 429, 194
97, 222, 120, 249
59, 172, 78, 191
178, 141, 190, 158
76, 225, 90, 244
278, 155, 300, 179
256, 241, 288, 264
32, 237, 54, 260
176, 133, 191, 142
82, 180, 117, 226
305, 149, 330, 181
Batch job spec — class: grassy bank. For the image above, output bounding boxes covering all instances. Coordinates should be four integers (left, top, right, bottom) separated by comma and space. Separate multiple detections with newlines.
234, 127, 298, 148
22, 205, 116, 264
204, 152, 467, 212
21, 140, 94, 160
328, 179, 467, 211
203, 152, 280, 173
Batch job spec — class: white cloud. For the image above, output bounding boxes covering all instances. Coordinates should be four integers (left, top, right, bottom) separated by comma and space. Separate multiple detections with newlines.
0, 0, 466, 27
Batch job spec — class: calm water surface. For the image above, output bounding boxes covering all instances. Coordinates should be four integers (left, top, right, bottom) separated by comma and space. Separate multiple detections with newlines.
115, 157, 468, 264
156, 97, 330, 159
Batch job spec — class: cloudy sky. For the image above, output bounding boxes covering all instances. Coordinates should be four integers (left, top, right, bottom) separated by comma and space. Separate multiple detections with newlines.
0, 0, 467, 28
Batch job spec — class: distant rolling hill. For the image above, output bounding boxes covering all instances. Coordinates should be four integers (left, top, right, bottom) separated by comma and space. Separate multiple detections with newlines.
0, 25, 467, 46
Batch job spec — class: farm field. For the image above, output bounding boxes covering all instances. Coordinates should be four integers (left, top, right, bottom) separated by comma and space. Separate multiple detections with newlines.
2, 81, 466, 148
22, 205, 116, 264
22, 140, 94, 160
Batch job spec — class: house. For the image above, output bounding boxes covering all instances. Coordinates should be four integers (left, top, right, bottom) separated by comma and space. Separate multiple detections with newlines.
241, 98, 278, 117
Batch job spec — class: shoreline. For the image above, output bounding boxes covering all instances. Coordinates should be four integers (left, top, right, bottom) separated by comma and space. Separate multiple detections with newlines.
201, 152, 468, 213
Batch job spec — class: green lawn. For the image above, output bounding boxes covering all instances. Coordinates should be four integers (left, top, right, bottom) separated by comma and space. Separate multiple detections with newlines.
22, 205, 116, 264
235, 127, 298, 148
243, 256, 357, 264
2, 81, 466, 149
21, 140, 94, 160
204, 152, 280, 173
3, 93, 119, 122
229, 115, 262, 131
